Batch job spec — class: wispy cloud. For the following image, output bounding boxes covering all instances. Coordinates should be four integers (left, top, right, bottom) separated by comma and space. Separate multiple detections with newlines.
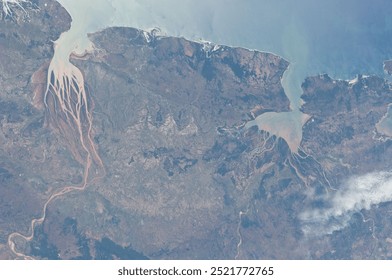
300, 171, 392, 235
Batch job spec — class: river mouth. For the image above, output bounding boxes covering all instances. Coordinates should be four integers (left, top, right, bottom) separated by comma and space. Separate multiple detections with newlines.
54, 0, 392, 151
245, 62, 311, 152
245, 111, 310, 153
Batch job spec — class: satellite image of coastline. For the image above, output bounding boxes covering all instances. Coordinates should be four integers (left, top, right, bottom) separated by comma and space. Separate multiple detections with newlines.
1, 0, 392, 259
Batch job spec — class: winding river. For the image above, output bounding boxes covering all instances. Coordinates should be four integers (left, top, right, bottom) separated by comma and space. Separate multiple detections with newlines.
6, 0, 392, 258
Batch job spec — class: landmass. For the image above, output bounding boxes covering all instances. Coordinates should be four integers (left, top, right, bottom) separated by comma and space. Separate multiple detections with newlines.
1, 0, 392, 259
384, 59, 392, 75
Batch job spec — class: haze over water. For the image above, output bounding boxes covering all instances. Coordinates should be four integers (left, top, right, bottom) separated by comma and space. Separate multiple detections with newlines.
56, 0, 392, 151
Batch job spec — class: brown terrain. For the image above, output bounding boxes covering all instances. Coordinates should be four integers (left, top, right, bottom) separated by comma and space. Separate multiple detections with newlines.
1, 0, 392, 260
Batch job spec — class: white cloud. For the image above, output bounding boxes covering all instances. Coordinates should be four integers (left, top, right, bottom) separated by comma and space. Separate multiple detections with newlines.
300, 171, 392, 235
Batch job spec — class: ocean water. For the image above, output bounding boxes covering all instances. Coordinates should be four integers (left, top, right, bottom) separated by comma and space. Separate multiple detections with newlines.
55, 0, 392, 150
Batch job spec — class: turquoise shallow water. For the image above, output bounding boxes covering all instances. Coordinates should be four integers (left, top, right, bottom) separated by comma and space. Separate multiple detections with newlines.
55, 0, 392, 149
